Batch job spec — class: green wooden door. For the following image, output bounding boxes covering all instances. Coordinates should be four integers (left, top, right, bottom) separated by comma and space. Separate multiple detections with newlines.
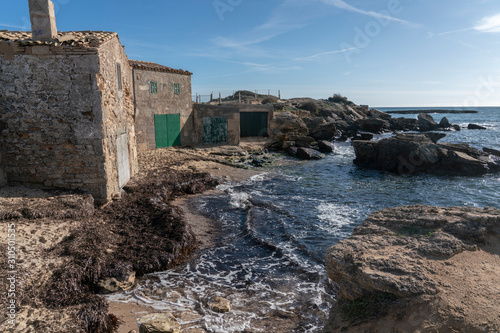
155, 114, 181, 148
240, 112, 268, 137
203, 117, 227, 144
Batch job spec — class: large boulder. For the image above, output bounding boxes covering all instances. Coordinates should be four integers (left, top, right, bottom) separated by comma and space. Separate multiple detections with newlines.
303, 117, 326, 132
365, 108, 392, 120
417, 113, 439, 132
468, 123, 487, 130
352, 132, 374, 141
388, 117, 419, 131
296, 147, 324, 160
310, 122, 338, 141
484, 147, 500, 157
356, 118, 390, 134
324, 205, 500, 333
318, 140, 335, 153
439, 116, 451, 129
269, 112, 309, 137
352, 133, 500, 176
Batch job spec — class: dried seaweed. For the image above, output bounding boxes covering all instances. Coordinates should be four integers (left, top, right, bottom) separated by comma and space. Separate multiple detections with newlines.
22, 169, 218, 332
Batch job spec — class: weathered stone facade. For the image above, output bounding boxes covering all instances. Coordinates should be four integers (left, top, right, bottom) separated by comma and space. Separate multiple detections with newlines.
0, 30, 137, 202
131, 60, 193, 150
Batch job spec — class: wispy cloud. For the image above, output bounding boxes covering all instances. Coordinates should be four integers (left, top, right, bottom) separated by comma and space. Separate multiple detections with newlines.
204, 0, 323, 60
474, 13, 500, 33
214, 58, 301, 73
317, 0, 417, 27
295, 47, 360, 61
437, 13, 500, 36
433, 27, 473, 37
0, 23, 29, 30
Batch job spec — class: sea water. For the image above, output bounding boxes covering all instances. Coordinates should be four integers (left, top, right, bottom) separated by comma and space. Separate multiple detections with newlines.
107, 107, 500, 332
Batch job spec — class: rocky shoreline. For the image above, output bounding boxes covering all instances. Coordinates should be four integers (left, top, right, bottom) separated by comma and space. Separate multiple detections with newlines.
265, 98, 472, 160
323, 205, 500, 332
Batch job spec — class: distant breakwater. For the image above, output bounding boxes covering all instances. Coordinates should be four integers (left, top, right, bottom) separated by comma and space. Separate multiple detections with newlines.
384, 109, 478, 114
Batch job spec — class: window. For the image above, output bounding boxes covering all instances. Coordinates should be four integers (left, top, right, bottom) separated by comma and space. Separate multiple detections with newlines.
116, 63, 123, 91
150, 81, 158, 94
174, 83, 180, 95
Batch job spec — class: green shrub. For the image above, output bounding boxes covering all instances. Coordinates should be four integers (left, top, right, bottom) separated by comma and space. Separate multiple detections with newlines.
262, 96, 278, 104
329, 93, 354, 105
300, 100, 319, 113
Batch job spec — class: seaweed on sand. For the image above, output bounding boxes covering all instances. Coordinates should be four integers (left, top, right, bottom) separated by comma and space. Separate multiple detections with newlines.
23, 169, 219, 332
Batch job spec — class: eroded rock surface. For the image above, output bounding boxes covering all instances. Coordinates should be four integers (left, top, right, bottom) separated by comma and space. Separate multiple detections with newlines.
324, 205, 500, 333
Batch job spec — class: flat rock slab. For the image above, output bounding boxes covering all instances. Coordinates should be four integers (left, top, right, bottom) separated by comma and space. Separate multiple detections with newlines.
324, 205, 500, 333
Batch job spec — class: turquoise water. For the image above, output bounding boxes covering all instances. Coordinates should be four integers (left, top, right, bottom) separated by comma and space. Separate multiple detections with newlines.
108, 107, 500, 332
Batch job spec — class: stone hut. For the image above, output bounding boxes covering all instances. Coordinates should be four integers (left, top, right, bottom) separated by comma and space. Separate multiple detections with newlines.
130, 60, 194, 150
0, 0, 138, 203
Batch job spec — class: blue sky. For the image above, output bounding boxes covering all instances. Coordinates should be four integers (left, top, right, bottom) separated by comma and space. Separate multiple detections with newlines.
2, 0, 500, 106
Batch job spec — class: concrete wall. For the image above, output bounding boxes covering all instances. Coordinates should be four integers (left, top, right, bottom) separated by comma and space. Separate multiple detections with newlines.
97, 38, 138, 201
133, 69, 192, 150
0, 35, 137, 202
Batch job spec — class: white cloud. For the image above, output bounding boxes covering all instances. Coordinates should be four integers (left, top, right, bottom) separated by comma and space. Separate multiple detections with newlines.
0, 23, 29, 30
318, 0, 416, 27
474, 14, 500, 33
295, 47, 360, 61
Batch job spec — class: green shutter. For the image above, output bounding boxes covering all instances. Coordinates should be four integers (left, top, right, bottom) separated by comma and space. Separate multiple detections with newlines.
150, 81, 158, 94
167, 114, 181, 147
240, 112, 268, 137
155, 114, 181, 148
155, 115, 169, 148
174, 83, 180, 95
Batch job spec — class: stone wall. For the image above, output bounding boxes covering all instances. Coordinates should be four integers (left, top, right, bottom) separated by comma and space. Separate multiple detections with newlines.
133, 68, 192, 150
97, 38, 137, 200
0, 35, 137, 202
192, 104, 240, 146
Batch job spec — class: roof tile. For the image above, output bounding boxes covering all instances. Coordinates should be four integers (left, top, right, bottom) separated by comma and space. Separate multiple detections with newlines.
0, 31, 118, 47
129, 60, 192, 76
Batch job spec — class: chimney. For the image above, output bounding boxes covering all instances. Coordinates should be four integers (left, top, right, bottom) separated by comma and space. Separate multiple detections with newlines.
28, 0, 58, 41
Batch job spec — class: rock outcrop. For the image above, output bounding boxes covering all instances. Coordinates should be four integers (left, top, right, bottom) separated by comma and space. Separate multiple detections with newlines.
268, 112, 331, 159
417, 113, 440, 132
352, 133, 500, 176
318, 140, 335, 153
296, 147, 324, 160
324, 205, 500, 333
268, 101, 464, 160
468, 123, 487, 130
